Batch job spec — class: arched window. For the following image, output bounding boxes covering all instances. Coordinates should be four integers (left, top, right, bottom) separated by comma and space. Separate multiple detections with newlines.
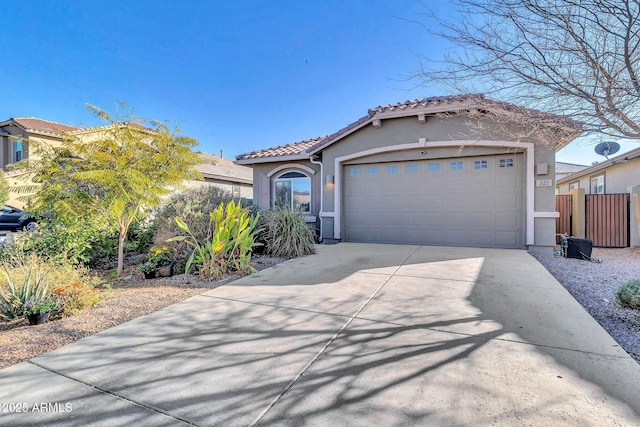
274, 171, 311, 213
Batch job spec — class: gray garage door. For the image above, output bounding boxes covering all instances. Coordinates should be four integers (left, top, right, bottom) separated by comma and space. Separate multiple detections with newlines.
344, 154, 524, 248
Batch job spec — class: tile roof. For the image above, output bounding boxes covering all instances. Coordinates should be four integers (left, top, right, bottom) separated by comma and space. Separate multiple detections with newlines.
236, 136, 326, 161
11, 117, 79, 135
236, 94, 582, 162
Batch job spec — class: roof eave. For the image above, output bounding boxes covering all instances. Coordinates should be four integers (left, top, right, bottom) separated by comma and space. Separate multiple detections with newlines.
234, 153, 311, 165
556, 146, 640, 184
307, 116, 374, 155
201, 173, 253, 185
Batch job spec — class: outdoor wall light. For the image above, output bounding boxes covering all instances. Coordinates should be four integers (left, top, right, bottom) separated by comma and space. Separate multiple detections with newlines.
326, 174, 334, 184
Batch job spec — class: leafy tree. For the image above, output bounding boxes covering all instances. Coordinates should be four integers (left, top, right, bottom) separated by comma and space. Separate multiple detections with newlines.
13, 103, 201, 276
419, 0, 640, 140
0, 174, 9, 206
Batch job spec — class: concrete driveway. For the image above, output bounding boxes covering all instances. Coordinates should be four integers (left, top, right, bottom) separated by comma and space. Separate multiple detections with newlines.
1, 243, 639, 426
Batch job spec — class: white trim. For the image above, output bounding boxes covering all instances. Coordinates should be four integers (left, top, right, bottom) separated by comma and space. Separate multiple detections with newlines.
334, 139, 535, 246
235, 154, 311, 165
534, 212, 560, 218
266, 163, 316, 178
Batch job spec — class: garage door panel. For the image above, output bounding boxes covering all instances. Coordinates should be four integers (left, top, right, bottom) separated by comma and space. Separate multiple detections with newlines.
495, 212, 519, 228
469, 212, 494, 227
495, 194, 520, 209
469, 194, 496, 210
496, 231, 519, 247
495, 176, 520, 190
444, 195, 469, 209
344, 153, 524, 248
469, 231, 495, 246
470, 174, 496, 189
446, 176, 468, 190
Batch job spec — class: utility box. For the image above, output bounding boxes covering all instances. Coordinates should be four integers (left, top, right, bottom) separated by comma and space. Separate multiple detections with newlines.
565, 237, 593, 261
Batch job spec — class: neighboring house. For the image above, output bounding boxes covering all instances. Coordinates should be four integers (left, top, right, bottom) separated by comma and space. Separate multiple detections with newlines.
0, 117, 79, 207
555, 161, 588, 181
555, 147, 640, 247
0, 116, 252, 205
236, 94, 581, 254
0, 117, 79, 170
190, 153, 253, 200
556, 147, 640, 195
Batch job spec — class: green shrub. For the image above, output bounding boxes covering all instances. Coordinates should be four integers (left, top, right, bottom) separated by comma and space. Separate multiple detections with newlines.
168, 200, 261, 278
126, 219, 157, 253
0, 253, 50, 320
616, 279, 640, 309
154, 186, 234, 245
259, 208, 315, 258
16, 216, 114, 266
52, 282, 101, 316
0, 249, 102, 319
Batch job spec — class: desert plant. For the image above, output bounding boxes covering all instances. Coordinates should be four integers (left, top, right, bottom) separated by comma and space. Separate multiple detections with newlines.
51, 282, 100, 315
154, 186, 234, 244
616, 279, 640, 310
168, 200, 261, 278
21, 298, 63, 316
0, 254, 50, 320
259, 208, 315, 258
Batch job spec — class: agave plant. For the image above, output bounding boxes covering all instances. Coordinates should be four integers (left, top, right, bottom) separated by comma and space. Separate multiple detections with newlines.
0, 253, 50, 320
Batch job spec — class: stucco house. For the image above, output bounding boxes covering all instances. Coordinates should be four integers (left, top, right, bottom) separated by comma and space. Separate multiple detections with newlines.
236, 95, 581, 254
556, 147, 640, 195
191, 152, 253, 200
555, 161, 588, 182
0, 116, 253, 206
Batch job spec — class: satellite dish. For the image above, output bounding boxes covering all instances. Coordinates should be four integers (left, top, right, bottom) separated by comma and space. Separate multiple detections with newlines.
594, 141, 620, 159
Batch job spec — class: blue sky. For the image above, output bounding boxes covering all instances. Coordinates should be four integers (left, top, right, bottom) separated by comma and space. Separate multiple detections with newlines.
1, 1, 635, 165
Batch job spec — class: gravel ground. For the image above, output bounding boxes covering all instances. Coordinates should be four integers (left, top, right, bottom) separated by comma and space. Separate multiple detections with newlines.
0, 255, 285, 370
532, 247, 640, 363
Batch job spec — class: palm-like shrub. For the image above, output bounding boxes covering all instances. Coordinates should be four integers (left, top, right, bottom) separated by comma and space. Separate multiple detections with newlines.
169, 200, 261, 278
259, 208, 315, 258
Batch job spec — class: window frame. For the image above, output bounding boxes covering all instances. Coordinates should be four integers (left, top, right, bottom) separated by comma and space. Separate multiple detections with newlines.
273, 170, 312, 213
590, 174, 605, 194
473, 159, 488, 170
427, 162, 441, 172
14, 139, 24, 162
450, 161, 464, 171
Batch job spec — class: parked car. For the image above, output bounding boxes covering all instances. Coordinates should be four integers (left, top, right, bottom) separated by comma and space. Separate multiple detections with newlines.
0, 205, 38, 232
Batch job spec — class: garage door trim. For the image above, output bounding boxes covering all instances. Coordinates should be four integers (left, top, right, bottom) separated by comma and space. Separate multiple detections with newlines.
332, 138, 536, 245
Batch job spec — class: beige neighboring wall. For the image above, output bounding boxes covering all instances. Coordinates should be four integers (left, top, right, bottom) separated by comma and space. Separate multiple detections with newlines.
556, 147, 640, 194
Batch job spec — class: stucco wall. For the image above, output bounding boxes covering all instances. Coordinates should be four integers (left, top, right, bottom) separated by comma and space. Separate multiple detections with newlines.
246, 113, 565, 251
558, 157, 640, 195
317, 114, 558, 250
250, 161, 321, 214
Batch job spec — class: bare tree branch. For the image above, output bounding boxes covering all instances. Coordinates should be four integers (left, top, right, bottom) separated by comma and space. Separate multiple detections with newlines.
416, 0, 640, 140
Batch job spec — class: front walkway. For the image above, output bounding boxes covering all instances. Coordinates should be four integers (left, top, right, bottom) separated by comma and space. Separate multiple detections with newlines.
1, 244, 639, 426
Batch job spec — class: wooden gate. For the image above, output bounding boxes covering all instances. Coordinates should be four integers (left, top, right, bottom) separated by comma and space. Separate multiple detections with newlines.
555, 194, 572, 243
586, 193, 630, 247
